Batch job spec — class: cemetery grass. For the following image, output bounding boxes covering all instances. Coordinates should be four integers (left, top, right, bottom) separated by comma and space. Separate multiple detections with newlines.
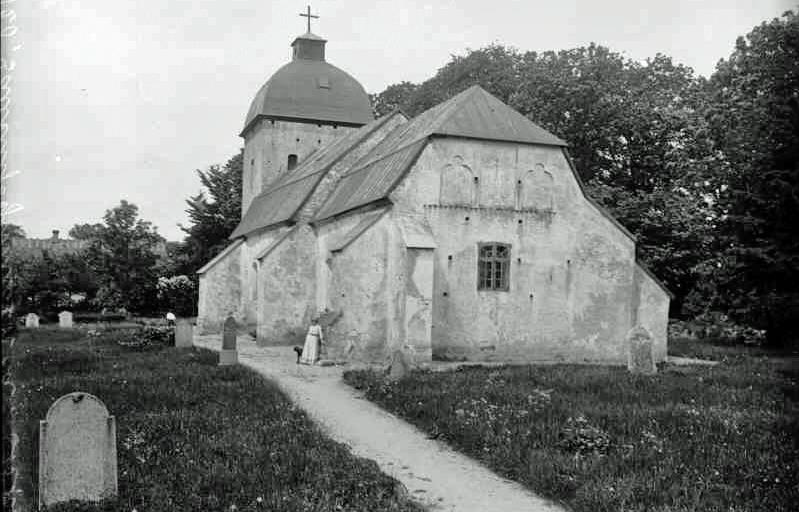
7, 328, 422, 512
344, 339, 799, 512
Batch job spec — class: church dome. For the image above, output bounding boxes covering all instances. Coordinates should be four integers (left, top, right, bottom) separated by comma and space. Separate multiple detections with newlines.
241, 32, 374, 136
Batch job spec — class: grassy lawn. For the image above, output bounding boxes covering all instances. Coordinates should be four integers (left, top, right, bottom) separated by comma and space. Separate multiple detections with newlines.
344, 339, 798, 512
6, 328, 421, 512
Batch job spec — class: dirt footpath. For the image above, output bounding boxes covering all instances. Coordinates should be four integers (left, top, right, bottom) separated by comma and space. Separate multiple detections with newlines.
194, 335, 565, 512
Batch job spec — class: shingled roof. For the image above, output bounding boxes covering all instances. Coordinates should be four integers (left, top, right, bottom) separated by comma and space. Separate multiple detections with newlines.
230, 111, 403, 239
313, 85, 567, 221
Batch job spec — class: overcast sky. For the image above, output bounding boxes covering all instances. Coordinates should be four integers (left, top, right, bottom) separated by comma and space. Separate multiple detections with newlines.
3, 0, 792, 240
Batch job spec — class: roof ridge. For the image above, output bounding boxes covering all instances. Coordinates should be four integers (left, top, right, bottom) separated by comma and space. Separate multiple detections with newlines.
341, 137, 428, 178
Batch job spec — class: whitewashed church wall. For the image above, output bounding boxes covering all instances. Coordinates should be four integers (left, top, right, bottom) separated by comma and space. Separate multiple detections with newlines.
240, 229, 284, 327
319, 212, 398, 361
390, 138, 644, 363
634, 265, 670, 362
242, 120, 357, 213
255, 224, 318, 345
196, 243, 243, 334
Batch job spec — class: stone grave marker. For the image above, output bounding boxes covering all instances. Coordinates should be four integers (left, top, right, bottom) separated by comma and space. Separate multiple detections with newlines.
39, 392, 117, 508
174, 319, 193, 348
219, 315, 238, 365
387, 349, 411, 381
627, 325, 656, 375
58, 311, 73, 329
25, 312, 40, 328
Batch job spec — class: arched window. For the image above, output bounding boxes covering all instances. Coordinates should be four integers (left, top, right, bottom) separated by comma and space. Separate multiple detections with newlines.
287, 154, 298, 171
440, 156, 475, 206
520, 164, 554, 210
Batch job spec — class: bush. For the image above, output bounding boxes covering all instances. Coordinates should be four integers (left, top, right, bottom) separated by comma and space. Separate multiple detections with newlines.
1, 309, 16, 338
105, 326, 174, 351
156, 275, 196, 317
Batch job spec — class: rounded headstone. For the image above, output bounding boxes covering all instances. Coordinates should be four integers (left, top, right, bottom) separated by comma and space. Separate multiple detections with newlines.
39, 392, 117, 507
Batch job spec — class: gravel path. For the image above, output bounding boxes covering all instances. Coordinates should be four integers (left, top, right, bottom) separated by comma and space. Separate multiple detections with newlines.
194, 335, 565, 512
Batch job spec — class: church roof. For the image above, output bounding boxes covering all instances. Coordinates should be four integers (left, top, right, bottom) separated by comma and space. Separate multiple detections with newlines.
230, 112, 403, 239
313, 85, 567, 221
241, 56, 373, 136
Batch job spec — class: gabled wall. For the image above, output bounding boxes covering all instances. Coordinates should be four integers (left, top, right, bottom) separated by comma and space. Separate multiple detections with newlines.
197, 242, 243, 334
255, 225, 318, 344
389, 137, 662, 363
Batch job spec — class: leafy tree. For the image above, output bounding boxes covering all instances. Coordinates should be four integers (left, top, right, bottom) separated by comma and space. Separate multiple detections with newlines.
83, 200, 165, 312
371, 81, 418, 117
705, 11, 799, 346
179, 151, 243, 275
68, 223, 104, 240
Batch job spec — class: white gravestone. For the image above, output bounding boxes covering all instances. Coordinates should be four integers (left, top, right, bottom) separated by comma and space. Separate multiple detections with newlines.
39, 392, 117, 508
175, 318, 193, 348
25, 313, 40, 328
58, 311, 73, 329
627, 325, 657, 375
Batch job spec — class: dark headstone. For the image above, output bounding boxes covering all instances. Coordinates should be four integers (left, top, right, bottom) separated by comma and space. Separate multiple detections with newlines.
222, 316, 237, 350
220, 316, 238, 365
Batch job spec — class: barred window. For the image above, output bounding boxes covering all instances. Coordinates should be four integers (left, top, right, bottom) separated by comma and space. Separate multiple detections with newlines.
478, 243, 510, 291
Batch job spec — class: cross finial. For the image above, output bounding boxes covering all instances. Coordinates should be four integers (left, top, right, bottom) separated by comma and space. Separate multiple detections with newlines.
299, 5, 319, 33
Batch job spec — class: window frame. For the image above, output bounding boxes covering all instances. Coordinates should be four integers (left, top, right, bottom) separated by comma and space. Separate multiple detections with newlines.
477, 242, 511, 292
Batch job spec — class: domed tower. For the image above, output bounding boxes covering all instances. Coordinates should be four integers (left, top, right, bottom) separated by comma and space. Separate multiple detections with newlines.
240, 23, 374, 214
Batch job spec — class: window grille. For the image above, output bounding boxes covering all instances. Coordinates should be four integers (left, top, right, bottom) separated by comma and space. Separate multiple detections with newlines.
477, 243, 510, 291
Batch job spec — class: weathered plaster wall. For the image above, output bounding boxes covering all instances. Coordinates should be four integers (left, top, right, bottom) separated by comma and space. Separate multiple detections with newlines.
197, 243, 243, 334
318, 212, 393, 361
239, 229, 284, 327
242, 120, 358, 213
634, 265, 670, 362
391, 138, 645, 363
256, 225, 318, 345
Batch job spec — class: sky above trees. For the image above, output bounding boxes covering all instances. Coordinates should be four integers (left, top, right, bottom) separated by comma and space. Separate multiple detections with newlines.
3, 0, 790, 240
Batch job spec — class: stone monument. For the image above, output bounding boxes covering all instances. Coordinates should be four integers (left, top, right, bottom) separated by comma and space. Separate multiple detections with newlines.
39, 392, 117, 508
25, 312, 40, 328
174, 319, 194, 348
627, 325, 657, 375
58, 311, 73, 329
219, 315, 238, 365
387, 349, 411, 381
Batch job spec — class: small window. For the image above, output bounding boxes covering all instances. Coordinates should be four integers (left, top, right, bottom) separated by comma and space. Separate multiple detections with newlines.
287, 154, 298, 171
318, 76, 330, 89
477, 243, 510, 291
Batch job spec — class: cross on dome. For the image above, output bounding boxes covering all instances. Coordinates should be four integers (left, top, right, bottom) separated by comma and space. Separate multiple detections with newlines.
299, 5, 319, 33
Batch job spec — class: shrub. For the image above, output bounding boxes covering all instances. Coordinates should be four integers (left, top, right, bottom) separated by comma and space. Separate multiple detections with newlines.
156, 275, 196, 317
107, 326, 173, 351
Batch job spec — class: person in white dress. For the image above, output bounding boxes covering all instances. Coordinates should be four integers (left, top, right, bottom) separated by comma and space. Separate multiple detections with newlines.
300, 316, 323, 365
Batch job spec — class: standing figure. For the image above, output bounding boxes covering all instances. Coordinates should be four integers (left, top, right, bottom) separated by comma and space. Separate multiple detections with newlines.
300, 316, 323, 365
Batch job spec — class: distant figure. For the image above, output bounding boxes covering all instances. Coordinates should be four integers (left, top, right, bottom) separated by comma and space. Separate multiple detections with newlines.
165, 312, 176, 326
299, 316, 323, 365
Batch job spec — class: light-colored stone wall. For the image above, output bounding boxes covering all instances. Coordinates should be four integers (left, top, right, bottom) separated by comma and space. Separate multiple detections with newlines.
322, 212, 394, 361
242, 120, 359, 213
390, 138, 652, 363
197, 243, 244, 334
256, 225, 318, 345
634, 265, 670, 362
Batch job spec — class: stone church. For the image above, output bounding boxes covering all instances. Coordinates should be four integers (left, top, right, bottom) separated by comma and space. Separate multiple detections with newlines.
197, 26, 671, 364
